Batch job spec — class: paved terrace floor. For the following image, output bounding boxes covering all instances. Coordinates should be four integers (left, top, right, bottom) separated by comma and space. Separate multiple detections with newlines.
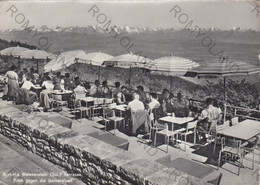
0, 134, 85, 185
0, 99, 259, 185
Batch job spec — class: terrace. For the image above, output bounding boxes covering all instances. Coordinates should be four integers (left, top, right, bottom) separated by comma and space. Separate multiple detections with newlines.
0, 93, 259, 185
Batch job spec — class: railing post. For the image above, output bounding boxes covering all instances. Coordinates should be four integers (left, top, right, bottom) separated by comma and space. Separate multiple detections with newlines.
224, 103, 227, 123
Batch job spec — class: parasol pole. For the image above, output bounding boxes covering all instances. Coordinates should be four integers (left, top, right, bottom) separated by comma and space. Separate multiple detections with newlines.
223, 77, 227, 122
36, 58, 39, 73
98, 66, 101, 81
170, 75, 173, 91
129, 66, 132, 87
224, 77, 226, 103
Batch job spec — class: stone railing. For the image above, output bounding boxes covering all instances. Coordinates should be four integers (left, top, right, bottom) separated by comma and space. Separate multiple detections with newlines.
0, 104, 209, 185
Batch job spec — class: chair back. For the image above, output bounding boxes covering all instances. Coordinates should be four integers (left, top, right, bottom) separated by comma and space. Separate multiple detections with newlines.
231, 117, 239, 126
153, 108, 160, 121
149, 108, 160, 125
222, 137, 241, 150
52, 94, 62, 101
131, 110, 149, 119
216, 123, 230, 132
131, 110, 149, 134
217, 113, 224, 124
103, 108, 115, 118
95, 98, 104, 105
74, 99, 82, 108
223, 120, 230, 126
187, 120, 197, 130
105, 98, 114, 104
75, 93, 86, 100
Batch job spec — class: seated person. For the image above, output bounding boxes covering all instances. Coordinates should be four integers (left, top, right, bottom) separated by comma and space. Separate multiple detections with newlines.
116, 86, 127, 105
29, 67, 35, 81
124, 87, 133, 103
42, 76, 54, 90
18, 71, 26, 87
53, 71, 61, 90
112, 81, 121, 99
21, 76, 36, 90
39, 72, 50, 86
148, 93, 160, 121
100, 80, 111, 98
64, 73, 75, 90
74, 80, 88, 99
137, 85, 147, 103
83, 82, 91, 93
21, 76, 38, 102
40, 76, 54, 110
197, 98, 222, 142
127, 92, 150, 135
172, 92, 189, 117
148, 93, 160, 110
127, 92, 144, 112
31, 71, 41, 85
74, 77, 82, 86
160, 93, 175, 116
158, 88, 170, 104
89, 80, 101, 97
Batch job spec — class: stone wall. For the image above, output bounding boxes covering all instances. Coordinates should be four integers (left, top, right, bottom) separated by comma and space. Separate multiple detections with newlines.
0, 104, 209, 185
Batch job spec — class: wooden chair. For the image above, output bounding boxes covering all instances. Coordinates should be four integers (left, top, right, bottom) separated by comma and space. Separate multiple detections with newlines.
218, 137, 244, 175
178, 120, 197, 151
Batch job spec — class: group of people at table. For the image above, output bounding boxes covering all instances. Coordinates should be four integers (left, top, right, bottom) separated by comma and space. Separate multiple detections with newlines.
3, 65, 223, 142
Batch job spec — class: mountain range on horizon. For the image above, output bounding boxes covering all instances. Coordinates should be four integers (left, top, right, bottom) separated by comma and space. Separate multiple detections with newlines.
0, 22, 259, 66
0, 25, 259, 34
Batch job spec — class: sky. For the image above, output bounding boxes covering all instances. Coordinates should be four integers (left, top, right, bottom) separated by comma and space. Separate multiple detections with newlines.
0, 0, 259, 31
